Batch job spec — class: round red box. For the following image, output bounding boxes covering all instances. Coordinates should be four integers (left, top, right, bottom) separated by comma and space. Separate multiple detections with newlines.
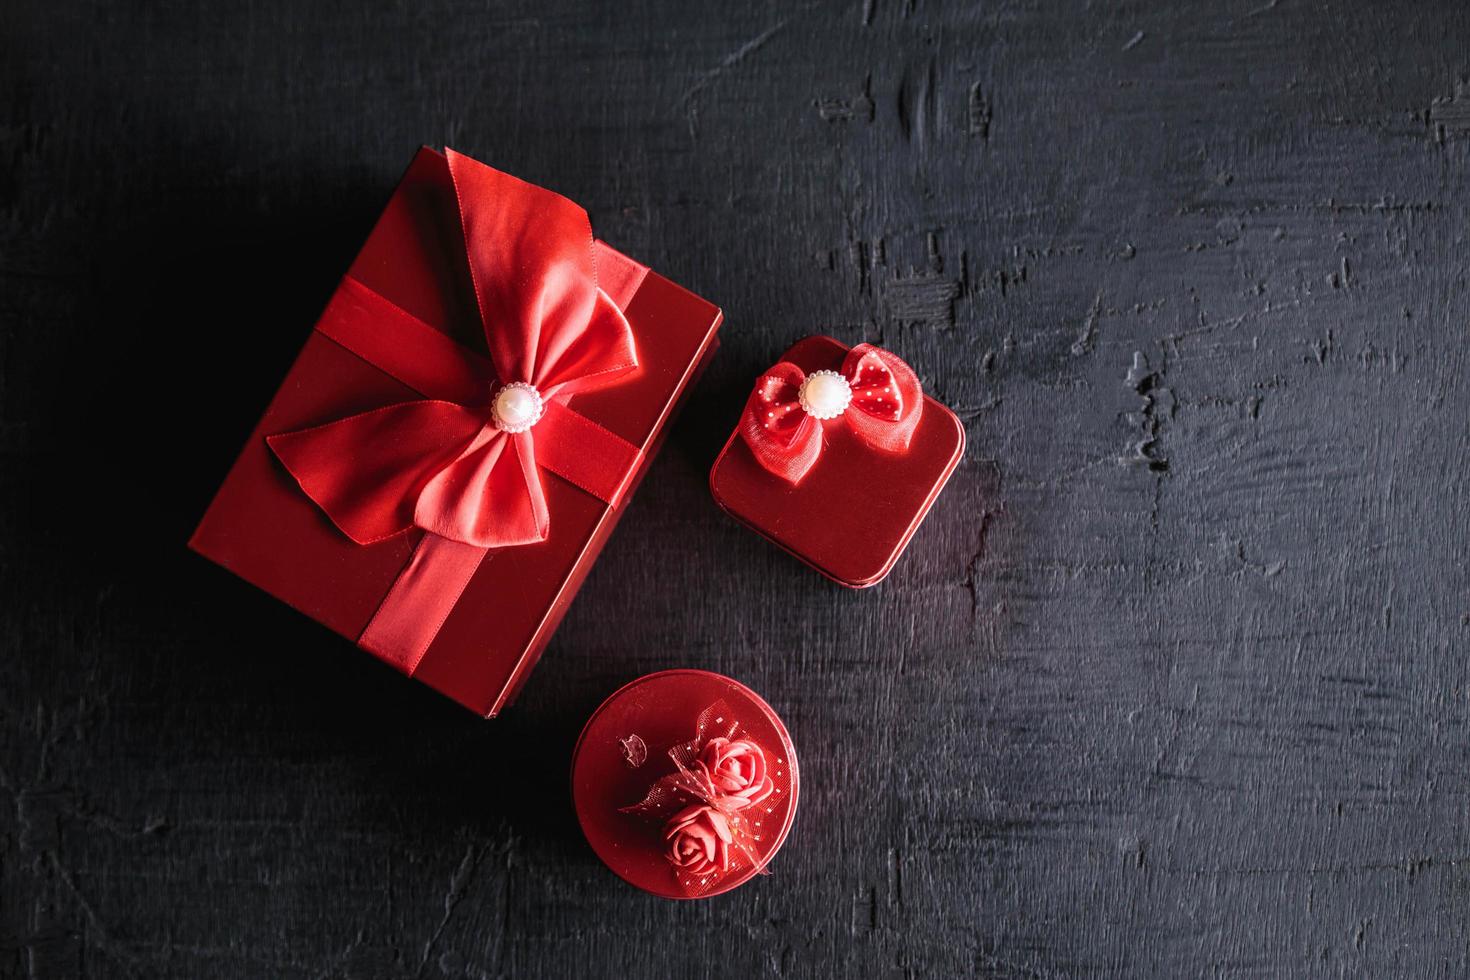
571, 670, 799, 899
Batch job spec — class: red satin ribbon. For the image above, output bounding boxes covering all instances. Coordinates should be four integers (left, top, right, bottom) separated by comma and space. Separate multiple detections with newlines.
738, 343, 923, 485
268, 149, 640, 550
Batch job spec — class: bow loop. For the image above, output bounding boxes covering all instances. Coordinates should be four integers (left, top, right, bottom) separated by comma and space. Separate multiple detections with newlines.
535, 288, 639, 399
841, 344, 923, 453
738, 362, 823, 484
266, 400, 486, 546
268, 150, 639, 550
738, 343, 924, 485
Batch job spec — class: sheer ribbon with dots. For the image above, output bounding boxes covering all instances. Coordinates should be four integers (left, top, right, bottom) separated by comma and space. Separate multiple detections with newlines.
738, 343, 924, 485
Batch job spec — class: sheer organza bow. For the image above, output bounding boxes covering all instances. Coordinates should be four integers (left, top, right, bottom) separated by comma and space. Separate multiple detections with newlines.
266, 150, 637, 549
738, 343, 923, 485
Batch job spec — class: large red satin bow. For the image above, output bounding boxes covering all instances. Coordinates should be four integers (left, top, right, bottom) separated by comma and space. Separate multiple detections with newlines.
267, 150, 637, 549
738, 343, 923, 485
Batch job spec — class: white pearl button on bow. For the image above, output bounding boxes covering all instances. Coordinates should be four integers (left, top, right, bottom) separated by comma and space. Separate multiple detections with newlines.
797, 370, 852, 420
492, 382, 544, 433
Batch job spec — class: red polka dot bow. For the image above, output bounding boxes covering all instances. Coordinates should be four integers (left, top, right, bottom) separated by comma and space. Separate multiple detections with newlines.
738, 343, 924, 485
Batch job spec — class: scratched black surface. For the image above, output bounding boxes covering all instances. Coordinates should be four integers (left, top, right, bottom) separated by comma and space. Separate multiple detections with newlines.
4, 1, 1470, 977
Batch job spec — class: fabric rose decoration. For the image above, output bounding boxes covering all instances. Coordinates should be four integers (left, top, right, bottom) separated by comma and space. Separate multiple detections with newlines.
620, 700, 788, 894
694, 737, 774, 810
664, 805, 734, 876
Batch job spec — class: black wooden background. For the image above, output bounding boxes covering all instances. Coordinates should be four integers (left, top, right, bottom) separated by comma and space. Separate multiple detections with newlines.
4, 1, 1469, 977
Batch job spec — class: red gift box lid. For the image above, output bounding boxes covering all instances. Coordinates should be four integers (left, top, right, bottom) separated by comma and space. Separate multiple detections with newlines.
572, 670, 799, 899
709, 336, 965, 588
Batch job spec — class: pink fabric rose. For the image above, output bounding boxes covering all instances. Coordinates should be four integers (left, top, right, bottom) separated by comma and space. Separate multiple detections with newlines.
663, 805, 733, 876
695, 737, 774, 810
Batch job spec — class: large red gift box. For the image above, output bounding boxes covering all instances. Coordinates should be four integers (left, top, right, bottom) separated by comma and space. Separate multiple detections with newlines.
190, 147, 721, 716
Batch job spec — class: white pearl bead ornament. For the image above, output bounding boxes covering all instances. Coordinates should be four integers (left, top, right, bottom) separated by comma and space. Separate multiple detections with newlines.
491, 382, 544, 433
797, 370, 852, 420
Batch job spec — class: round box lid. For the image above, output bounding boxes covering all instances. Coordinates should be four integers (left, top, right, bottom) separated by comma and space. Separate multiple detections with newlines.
571, 670, 799, 899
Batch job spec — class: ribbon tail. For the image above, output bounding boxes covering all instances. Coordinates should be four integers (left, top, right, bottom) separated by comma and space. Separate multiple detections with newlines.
534, 401, 642, 506
267, 400, 486, 545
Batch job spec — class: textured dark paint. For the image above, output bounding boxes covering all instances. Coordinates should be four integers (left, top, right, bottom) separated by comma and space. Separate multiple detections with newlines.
2, 1, 1469, 978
